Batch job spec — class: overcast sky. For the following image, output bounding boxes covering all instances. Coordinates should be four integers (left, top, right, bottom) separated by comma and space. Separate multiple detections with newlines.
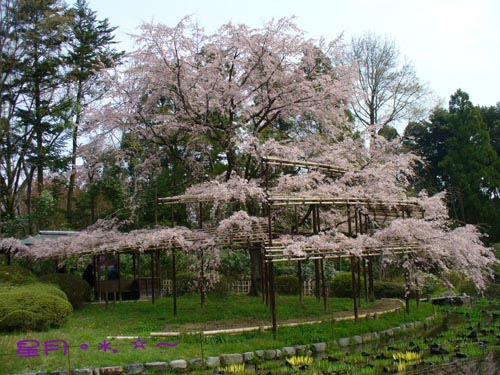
88, 0, 500, 108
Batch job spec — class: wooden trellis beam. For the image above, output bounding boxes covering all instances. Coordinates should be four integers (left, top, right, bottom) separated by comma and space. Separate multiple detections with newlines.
262, 156, 347, 176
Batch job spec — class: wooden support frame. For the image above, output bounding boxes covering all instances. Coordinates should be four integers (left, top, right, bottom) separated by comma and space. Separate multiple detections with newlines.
298, 260, 303, 305
351, 256, 359, 323
172, 248, 177, 316
268, 260, 277, 338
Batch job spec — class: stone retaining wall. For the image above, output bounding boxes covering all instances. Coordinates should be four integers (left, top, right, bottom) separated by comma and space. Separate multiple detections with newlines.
18, 315, 439, 375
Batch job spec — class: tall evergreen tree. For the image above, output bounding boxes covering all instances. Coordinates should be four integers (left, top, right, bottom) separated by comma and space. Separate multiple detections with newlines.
1, 0, 72, 235
404, 89, 500, 240
13, 0, 72, 195
65, 0, 122, 223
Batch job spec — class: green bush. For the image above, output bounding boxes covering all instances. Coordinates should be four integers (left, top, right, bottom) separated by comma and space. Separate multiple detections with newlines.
0, 264, 38, 285
40, 273, 91, 309
443, 270, 478, 296
421, 273, 441, 296
275, 275, 299, 295
0, 283, 72, 332
374, 280, 405, 298
210, 275, 233, 297
328, 272, 364, 298
485, 283, 500, 299
173, 272, 195, 294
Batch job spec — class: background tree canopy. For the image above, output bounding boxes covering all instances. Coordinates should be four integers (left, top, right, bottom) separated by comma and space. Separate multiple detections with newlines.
404, 89, 500, 242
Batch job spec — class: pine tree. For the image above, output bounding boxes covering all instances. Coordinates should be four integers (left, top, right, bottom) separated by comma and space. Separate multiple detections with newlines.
65, 0, 123, 223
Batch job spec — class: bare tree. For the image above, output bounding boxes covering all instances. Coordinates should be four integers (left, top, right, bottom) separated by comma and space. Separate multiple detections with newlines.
347, 33, 429, 131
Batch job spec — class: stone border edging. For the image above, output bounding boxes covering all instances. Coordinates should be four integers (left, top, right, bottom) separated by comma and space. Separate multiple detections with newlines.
20, 309, 440, 375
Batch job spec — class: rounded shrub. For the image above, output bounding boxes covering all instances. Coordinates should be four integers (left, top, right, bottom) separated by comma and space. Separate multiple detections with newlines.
40, 273, 91, 309
443, 270, 479, 296
174, 271, 196, 294
421, 273, 441, 296
0, 283, 72, 332
373, 280, 405, 298
275, 275, 299, 295
0, 264, 38, 285
328, 272, 364, 298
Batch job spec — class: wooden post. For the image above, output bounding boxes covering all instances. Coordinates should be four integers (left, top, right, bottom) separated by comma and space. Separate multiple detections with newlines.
199, 202, 205, 309
264, 252, 269, 306
200, 248, 205, 309
315, 205, 321, 233
347, 206, 352, 236
96, 256, 101, 302
312, 204, 317, 234
357, 255, 362, 308
92, 256, 97, 301
294, 205, 299, 234
117, 254, 122, 302
151, 252, 155, 304
354, 208, 359, 235
265, 162, 272, 307
199, 202, 203, 229
268, 261, 277, 338
267, 204, 273, 246
312, 205, 321, 302
172, 248, 177, 317
368, 256, 375, 301
260, 248, 266, 304
404, 256, 411, 315
363, 257, 368, 304
137, 254, 142, 299
358, 210, 366, 234
171, 205, 174, 227
132, 253, 136, 279
321, 258, 328, 312
351, 256, 358, 323
314, 259, 321, 302
154, 185, 158, 226
298, 260, 303, 305
104, 256, 109, 309
156, 250, 161, 298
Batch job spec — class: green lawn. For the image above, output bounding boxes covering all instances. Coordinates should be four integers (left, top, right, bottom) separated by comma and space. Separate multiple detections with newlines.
0, 295, 434, 374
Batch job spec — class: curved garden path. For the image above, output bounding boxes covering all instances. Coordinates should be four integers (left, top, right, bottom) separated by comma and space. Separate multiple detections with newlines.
150, 298, 404, 337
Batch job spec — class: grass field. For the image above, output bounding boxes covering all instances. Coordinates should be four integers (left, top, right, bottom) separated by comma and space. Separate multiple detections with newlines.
0, 294, 434, 374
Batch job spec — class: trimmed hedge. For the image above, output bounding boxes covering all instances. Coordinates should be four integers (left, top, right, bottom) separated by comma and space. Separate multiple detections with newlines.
374, 280, 405, 298
0, 283, 72, 332
0, 264, 38, 285
328, 272, 365, 298
275, 275, 299, 295
40, 273, 91, 309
